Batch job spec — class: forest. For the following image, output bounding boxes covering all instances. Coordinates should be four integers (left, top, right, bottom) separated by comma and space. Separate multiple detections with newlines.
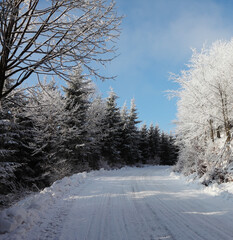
2, 1, 233, 239
4, 0, 233, 210
0, 67, 178, 207
0, 0, 179, 208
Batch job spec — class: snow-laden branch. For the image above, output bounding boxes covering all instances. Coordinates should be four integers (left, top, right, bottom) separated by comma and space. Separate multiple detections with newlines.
0, 0, 122, 100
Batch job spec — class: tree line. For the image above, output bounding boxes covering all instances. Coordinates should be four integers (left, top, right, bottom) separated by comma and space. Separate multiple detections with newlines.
0, 0, 178, 207
0, 66, 178, 206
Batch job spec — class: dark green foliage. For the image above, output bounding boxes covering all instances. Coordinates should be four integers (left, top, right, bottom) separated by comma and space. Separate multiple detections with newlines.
101, 89, 122, 166
61, 71, 91, 172
159, 132, 178, 166
139, 124, 150, 163
26, 80, 67, 183
147, 124, 160, 161
124, 99, 141, 164
0, 80, 32, 164
1, 80, 179, 208
84, 97, 106, 169
119, 103, 131, 165
0, 80, 43, 199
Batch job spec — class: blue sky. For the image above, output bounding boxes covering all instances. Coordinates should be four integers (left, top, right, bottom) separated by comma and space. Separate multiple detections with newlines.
95, 0, 233, 132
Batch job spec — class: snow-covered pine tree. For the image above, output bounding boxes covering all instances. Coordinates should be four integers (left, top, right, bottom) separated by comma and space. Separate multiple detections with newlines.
85, 96, 107, 169
26, 80, 66, 183
101, 88, 122, 166
0, 79, 37, 198
64, 67, 94, 125
0, 79, 28, 162
126, 98, 141, 164
119, 102, 130, 165
60, 66, 95, 173
139, 123, 150, 164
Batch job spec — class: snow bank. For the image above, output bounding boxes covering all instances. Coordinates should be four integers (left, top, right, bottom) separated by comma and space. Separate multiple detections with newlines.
170, 171, 233, 201
0, 169, 106, 235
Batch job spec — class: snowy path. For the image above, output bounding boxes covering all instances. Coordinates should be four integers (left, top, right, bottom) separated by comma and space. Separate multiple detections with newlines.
2, 166, 233, 240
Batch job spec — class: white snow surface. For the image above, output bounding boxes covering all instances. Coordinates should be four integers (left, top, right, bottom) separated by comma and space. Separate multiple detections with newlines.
1, 166, 233, 240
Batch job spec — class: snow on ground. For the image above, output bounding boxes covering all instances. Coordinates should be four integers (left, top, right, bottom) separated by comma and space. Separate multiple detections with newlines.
1, 166, 233, 240
170, 171, 233, 200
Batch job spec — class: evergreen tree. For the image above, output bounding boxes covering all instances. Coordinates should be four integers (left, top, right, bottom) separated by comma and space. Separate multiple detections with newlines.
139, 124, 150, 164
101, 88, 122, 166
0, 79, 31, 163
126, 98, 141, 164
148, 124, 156, 160
0, 79, 38, 195
63, 66, 94, 125
167, 134, 179, 165
85, 96, 106, 169
26, 80, 66, 183
159, 132, 170, 165
119, 102, 130, 164
153, 125, 161, 162
159, 132, 177, 165
61, 66, 95, 173
147, 124, 161, 163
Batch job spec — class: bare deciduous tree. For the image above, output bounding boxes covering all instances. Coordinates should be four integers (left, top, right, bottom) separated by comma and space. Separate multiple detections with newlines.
0, 0, 122, 100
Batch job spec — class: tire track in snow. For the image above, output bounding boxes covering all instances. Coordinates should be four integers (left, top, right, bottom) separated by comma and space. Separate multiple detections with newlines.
3, 166, 233, 240
130, 182, 175, 240
135, 167, 233, 240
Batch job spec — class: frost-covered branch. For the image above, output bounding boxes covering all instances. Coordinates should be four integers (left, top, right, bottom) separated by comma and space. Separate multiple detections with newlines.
0, 0, 122, 100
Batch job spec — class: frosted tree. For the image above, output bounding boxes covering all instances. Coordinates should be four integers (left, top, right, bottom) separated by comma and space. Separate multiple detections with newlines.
0, 79, 37, 195
126, 98, 141, 164
85, 96, 106, 169
63, 66, 94, 122
120, 102, 129, 129
0, 0, 122, 100
118, 99, 142, 165
60, 66, 95, 172
119, 102, 130, 164
26, 80, 67, 182
0, 78, 34, 163
101, 88, 122, 165
171, 39, 233, 181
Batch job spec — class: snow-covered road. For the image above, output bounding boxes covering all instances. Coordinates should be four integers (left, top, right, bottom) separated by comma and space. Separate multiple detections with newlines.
1, 166, 233, 240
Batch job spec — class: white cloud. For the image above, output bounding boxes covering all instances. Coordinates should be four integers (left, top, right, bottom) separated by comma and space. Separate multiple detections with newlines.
110, 0, 233, 75
98, 0, 233, 132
